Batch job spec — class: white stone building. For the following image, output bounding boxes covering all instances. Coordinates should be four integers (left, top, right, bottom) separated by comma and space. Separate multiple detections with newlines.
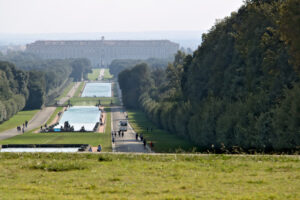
26, 39, 179, 67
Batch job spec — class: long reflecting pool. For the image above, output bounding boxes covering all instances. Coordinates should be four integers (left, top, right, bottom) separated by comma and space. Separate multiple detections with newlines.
55, 106, 100, 131
81, 82, 111, 97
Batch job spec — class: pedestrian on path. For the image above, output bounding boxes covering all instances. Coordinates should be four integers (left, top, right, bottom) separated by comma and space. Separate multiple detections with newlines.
135, 133, 138, 140
143, 139, 147, 148
150, 141, 154, 149
140, 134, 143, 141
121, 131, 124, 137
112, 137, 115, 144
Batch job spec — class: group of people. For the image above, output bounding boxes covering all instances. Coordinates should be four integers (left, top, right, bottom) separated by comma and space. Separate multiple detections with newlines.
111, 130, 125, 143
16, 120, 28, 133
135, 133, 154, 149
88, 144, 102, 152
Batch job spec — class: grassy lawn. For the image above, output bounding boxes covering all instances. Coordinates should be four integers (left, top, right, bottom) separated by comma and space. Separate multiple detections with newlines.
69, 97, 119, 106
88, 69, 100, 81
127, 109, 195, 153
103, 107, 112, 151
55, 82, 75, 100
0, 153, 298, 199
73, 82, 85, 97
0, 108, 112, 151
0, 110, 39, 133
46, 107, 64, 125
103, 68, 113, 80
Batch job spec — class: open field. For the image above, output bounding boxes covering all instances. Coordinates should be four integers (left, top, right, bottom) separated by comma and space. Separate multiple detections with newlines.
88, 69, 100, 81
69, 97, 119, 106
0, 108, 112, 151
73, 82, 85, 97
0, 153, 298, 199
127, 110, 195, 152
55, 82, 75, 100
0, 110, 39, 133
103, 68, 113, 80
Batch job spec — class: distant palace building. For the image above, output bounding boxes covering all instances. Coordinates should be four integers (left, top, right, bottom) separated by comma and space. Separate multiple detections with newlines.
26, 38, 179, 67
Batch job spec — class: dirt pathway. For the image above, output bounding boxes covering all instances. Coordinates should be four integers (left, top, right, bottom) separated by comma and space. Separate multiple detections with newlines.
111, 106, 150, 153
57, 82, 81, 105
0, 107, 56, 140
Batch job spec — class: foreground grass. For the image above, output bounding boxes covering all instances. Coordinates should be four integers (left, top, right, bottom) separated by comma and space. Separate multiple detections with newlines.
69, 97, 119, 106
0, 153, 298, 199
127, 110, 195, 152
88, 69, 100, 81
0, 110, 39, 133
103, 68, 113, 80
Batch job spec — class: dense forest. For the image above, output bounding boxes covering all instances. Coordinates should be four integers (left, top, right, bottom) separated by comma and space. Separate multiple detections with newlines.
119, 0, 300, 152
0, 52, 91, 123
109, 57, 173, 77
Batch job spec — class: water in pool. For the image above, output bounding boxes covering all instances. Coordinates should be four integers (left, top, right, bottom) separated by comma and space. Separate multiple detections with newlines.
55, 106, 100, 131
81, 82, 111, 97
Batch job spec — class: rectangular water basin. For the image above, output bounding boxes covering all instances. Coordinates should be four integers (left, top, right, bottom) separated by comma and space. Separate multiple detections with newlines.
81, 82, 111, 97
55, 106, 100, 131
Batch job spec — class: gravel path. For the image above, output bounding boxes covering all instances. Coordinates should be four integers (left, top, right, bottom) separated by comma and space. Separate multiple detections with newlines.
0, 107, 56, 140
111, 106, 149, 153
57, 82, 81, 105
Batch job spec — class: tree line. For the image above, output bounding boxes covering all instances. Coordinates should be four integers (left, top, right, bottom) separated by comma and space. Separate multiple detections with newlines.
0, 52, 91, 123
118, 0, 300, 153
109, 57, 173, 78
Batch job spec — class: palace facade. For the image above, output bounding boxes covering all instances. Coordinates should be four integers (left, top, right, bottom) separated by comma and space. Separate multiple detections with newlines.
26, 39, 179, 67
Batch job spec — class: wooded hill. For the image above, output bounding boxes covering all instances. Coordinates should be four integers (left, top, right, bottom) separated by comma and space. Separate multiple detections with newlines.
0, 52, 91, 123
119, 0, 300, 153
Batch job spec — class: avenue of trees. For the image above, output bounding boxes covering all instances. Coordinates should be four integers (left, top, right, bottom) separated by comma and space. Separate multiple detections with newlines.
119, 0, 300, 152
0, 52, 91, 123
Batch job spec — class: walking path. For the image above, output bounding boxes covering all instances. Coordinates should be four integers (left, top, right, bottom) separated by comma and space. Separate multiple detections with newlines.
111, 106, 149, 153
57, 82, 81, 105
0, 107, 56, 140
98, 69, 105, 80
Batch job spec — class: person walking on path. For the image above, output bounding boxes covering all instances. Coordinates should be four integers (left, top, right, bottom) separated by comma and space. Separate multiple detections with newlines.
143, 139, 147, 148
135, 133, 138, 140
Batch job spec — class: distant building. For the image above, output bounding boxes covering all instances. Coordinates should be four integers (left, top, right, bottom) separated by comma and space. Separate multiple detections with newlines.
26, 39, 179, 67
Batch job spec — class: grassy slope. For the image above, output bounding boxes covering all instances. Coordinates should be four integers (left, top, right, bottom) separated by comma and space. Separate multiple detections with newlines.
55, 82, 75, 100
0, 110, 39, 133
0, 108, 112, 151
88, 69, 100, 81
0, 153, 298, 199
127, 109, 194, 152
73, 82, 85, 97
103, 68, 113, 80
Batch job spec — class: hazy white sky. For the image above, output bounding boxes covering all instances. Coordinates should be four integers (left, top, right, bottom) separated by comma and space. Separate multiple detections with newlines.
0, 0, 244, 34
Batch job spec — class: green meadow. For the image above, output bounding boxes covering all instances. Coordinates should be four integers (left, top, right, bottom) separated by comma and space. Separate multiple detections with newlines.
87, 69, 100, 81
0, 110, 39, 133
127, 109, 195, 152
0, 153, 298, 199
